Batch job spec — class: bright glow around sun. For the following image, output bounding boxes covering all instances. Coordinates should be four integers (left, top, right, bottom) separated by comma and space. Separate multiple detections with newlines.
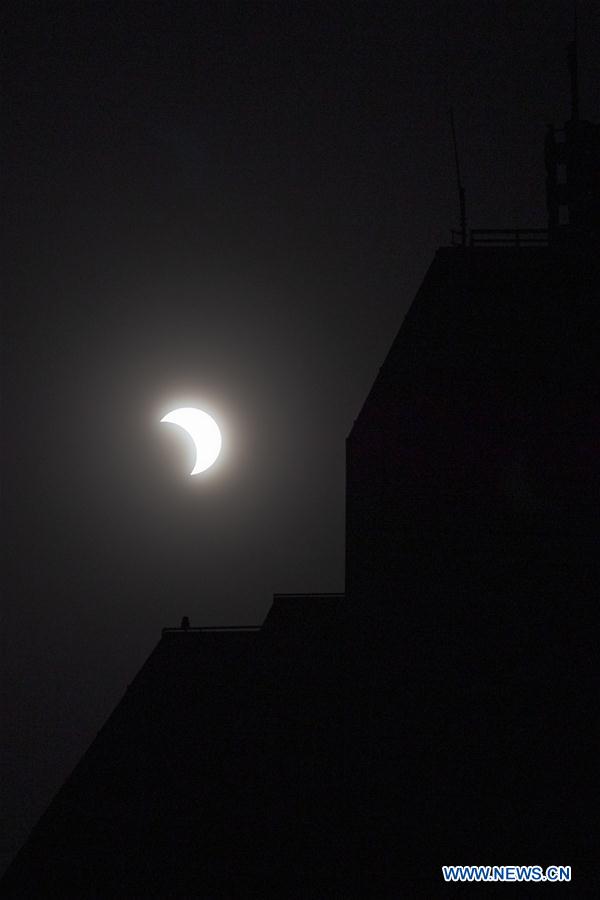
160, 407, 222, 475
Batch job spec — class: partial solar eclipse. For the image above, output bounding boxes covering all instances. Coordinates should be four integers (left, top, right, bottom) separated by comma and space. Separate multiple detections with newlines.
160, 407, 222, 475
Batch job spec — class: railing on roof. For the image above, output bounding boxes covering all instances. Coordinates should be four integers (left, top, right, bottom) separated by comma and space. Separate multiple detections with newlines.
162, 625, 260, 634
451, 228, 548, 247
273, 592, 345, 600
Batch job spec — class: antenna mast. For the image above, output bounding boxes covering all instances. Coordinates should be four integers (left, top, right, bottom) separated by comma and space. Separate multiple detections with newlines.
567, 1, 579, 120
450, 108, 467, 246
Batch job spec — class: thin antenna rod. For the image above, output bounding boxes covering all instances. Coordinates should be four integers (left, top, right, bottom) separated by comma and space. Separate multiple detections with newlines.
450, 108, 467, 246
568, 1, 579, 120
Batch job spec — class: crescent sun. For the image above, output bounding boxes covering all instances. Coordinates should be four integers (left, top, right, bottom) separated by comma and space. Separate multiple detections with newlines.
160, 407, 222, 475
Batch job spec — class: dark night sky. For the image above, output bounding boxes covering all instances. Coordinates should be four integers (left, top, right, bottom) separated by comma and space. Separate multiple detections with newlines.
3, 0, 599, 874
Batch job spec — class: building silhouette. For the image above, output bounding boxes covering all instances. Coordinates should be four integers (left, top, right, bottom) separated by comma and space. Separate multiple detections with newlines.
3, 56, 599, 898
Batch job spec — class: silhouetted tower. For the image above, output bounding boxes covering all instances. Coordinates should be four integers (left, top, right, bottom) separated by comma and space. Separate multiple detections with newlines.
545, 29, 600, 243
344, 40, 600, 888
